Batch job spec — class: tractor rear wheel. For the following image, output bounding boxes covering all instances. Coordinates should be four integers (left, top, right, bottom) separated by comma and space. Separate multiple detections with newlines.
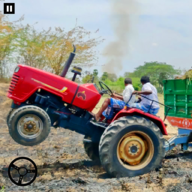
99, 116, 165, 177
8, 105, 51, 146
83, 136, 100, 163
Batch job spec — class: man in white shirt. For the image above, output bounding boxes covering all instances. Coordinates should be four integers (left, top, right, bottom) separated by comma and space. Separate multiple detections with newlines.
132, 76, 160, 115
94, 78, 136, 121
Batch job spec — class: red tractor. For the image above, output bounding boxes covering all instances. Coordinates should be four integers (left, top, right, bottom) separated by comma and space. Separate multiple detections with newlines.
7, 45, 170, 178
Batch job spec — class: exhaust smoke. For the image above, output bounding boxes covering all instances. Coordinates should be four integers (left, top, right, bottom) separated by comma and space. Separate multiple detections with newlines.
102, 0, 138, 73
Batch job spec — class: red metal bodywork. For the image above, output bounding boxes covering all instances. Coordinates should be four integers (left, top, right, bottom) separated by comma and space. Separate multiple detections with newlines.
7, 65, 101, 111
112, 108, 168, 135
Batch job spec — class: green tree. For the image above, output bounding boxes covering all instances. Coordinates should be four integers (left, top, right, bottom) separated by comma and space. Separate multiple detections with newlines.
158, 72, 169, 87
132, 61, 180, 80
104, 76, 141, 93
16, 24, 49, 69
108, 73, 117, 82
43, 26, 104, 75
93, 69, 98, 77
0, 12, 24, 79
92, 69, 100, 85
101, 72, 117, 82
101, 72, 108, 81
131, 61, 181, 91
17, 24, 104, 75
124, 72, 134, 78
82, 71, 92, 83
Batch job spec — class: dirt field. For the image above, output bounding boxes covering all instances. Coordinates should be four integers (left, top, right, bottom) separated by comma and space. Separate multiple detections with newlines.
0, 84, 192, 192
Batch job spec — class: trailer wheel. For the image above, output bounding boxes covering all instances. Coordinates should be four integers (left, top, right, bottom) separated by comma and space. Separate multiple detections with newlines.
8, 105, 51, 146
99, 116, 165, 177
83, 136, 100, 163
7, 109, 16, 126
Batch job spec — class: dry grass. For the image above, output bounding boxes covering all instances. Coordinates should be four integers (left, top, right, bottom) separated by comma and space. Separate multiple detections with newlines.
175, 69, 192, 80
181, 70, 192, 79
0, 90, 6, 97
1, 99, 12, 107
0, 84, 11, 120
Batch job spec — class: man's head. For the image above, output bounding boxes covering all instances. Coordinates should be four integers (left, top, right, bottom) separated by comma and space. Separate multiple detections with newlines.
140, 76, 150, 85
124, 78, 132, 86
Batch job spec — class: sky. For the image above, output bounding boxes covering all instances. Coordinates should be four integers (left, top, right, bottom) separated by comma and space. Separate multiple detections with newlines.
1, 0, 192, 76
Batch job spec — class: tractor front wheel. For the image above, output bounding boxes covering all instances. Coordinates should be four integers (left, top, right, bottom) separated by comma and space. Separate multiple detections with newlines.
8, 105, 51, 146
83, 136, 100, 163
6, 109, 16, 126
99, 116, 165, 177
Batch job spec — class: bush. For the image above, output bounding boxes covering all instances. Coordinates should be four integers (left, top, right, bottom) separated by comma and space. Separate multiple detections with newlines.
0, 186, 5, 192
157, 87, 163, 94
104, 77, 141, 93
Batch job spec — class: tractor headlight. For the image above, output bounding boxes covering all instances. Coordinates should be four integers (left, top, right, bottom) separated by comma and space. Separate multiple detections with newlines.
14, 66, 20, 73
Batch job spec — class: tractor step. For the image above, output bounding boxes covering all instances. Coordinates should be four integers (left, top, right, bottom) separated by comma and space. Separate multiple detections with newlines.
83, 138, 92, 143
90, 120, 108, 129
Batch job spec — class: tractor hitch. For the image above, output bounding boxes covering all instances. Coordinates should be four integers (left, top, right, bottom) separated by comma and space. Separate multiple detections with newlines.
164, 128, 192, 152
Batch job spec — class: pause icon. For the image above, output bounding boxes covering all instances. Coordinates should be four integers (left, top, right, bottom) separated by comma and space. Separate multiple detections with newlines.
4, 3, 15, 14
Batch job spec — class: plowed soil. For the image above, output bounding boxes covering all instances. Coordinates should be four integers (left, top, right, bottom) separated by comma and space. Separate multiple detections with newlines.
0, 84, 192, 192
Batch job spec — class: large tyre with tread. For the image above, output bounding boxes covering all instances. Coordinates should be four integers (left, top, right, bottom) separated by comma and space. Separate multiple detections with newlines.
99, 116, 165, 178
83, 136, 100, 163
8, 105, 51, 146
6, 109, 16, 126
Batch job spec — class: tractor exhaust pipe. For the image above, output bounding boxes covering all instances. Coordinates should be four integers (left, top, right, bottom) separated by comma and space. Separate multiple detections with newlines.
60, 44, 76, 77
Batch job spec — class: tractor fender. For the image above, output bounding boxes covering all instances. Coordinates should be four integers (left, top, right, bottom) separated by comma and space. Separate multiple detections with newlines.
112, 108, 168, 135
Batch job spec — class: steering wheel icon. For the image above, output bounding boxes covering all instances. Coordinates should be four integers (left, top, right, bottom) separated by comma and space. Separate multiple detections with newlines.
8, 157, 37, 186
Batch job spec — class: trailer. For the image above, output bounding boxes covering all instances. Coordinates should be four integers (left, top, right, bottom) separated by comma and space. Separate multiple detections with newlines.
163, 78, 192, 151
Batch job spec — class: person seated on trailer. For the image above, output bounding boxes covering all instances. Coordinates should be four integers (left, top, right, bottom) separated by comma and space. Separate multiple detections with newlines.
94, 78, 136, 122
132, 76, 160, 115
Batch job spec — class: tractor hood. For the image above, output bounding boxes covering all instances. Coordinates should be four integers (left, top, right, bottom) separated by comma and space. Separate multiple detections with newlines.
7, 65, 101, 111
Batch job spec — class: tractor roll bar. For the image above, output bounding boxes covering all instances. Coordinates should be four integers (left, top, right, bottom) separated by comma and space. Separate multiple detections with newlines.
60, 44, 76, 78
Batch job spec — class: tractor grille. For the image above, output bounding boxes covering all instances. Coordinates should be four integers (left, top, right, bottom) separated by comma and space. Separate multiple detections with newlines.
8, 74, 20, 94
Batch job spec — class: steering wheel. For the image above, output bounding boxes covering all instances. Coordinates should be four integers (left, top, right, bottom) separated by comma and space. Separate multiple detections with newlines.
8, 157, 37, 186
99, 81, 113, 96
